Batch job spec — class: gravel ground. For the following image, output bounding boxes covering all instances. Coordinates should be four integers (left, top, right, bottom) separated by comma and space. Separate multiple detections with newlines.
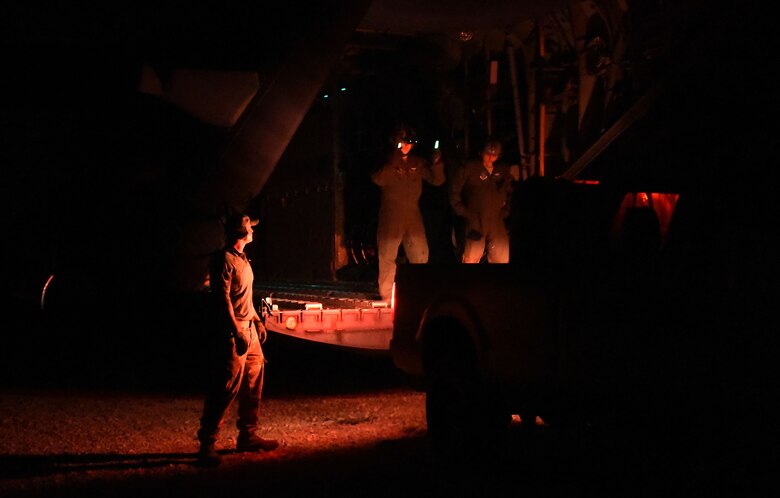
0, 387, 431, 498
4, 312, 764, 497
0, 322, 683, 498
0, 320, 443, 498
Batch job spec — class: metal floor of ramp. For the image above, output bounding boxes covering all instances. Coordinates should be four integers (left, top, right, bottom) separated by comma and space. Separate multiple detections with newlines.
253, 280, 382, 310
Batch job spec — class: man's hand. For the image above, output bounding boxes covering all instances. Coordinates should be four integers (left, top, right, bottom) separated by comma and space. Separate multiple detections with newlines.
254, 320, 268, 344
509, 164, 521, 181
233, 326, 250, 355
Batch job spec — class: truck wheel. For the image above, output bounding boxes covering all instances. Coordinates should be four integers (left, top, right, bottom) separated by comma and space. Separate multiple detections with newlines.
424, 332, 507, 462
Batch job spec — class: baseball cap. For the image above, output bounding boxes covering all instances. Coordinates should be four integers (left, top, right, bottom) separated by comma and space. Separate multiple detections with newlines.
225, 214, 259, 239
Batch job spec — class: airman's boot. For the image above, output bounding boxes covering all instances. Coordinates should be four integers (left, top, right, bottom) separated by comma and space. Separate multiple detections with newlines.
236, 433, 279, 452
197, 442, 222, 466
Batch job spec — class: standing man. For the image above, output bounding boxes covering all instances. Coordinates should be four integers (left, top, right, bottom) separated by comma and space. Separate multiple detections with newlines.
450, 139, 517, 263
372, 123, 445, 302
197, 214, 279, 466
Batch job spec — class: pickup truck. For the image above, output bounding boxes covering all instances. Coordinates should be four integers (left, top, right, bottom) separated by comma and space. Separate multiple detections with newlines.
389, 176, 681, 455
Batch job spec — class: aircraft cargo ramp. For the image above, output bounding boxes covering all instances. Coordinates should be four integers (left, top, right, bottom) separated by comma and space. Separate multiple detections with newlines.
253, 281, 393, 352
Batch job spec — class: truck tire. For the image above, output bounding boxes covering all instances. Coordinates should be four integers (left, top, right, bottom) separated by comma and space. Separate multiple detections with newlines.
423, 323, 508, 463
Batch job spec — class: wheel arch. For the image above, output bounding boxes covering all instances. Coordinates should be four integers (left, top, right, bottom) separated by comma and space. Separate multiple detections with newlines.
417, 298, 487, 373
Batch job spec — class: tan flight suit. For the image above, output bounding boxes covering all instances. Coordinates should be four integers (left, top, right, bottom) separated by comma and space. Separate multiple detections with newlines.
372, 150, 445, 301
450, 159, 514, 263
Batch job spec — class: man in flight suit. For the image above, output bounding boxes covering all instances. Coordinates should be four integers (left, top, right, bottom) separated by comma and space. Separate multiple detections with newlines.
450, 139, 518, 263
372, 124, 445, 302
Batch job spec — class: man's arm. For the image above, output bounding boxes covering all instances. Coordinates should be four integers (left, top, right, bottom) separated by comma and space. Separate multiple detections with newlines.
449, 163, 472, 220
211, 260, 250, 353
250, 304, 267, 344
499, 164, 516, 219
422, 151, 445, 186
371, 159, 393, 187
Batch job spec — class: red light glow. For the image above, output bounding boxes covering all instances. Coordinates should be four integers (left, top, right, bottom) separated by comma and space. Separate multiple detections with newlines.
612, 192, 680, 248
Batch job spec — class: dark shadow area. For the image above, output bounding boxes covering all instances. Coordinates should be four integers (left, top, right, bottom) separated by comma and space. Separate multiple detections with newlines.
0, 436, 433, 498
0, 453, 197, 480
0, 426, 659, 498
0, 423, 697, 498
0, 303, 411, 397
0, 295, 216, 394
262, 334, 415, 397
